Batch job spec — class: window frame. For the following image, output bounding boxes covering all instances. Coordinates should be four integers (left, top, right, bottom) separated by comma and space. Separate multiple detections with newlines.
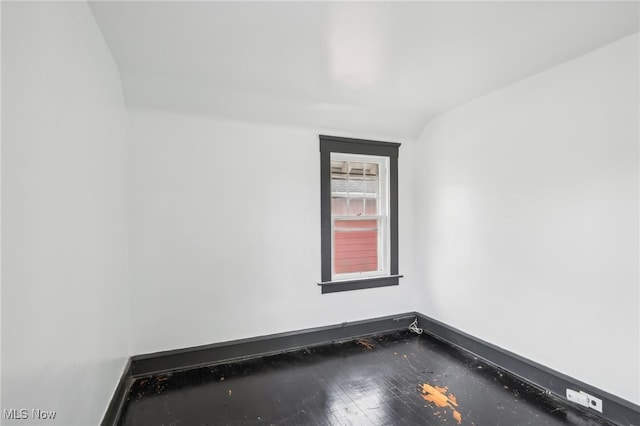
319, 135, 401, 294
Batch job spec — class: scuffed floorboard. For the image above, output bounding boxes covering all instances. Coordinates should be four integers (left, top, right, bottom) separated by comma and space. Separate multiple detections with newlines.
118, 331, 611, 425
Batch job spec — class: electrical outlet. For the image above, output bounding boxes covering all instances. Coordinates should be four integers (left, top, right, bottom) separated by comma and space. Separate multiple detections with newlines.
566, 389, 602, 413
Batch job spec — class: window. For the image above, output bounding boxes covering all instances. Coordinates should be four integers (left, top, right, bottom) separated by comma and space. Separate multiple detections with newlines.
319, 135, 401, 294
330, 154, 386, 277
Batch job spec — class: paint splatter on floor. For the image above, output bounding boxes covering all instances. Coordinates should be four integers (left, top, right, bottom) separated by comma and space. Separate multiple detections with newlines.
120, 331, 611, 426
421, 382, 463, 424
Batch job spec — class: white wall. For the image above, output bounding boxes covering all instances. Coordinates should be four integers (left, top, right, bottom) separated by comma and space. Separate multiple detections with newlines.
4, 2, 635, 421
128, 109, 417, 354
414, 33, 639, 404
2, 3, 129, 424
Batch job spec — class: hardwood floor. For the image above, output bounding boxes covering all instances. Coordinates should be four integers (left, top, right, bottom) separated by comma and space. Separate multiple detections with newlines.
118, 331, 610, 425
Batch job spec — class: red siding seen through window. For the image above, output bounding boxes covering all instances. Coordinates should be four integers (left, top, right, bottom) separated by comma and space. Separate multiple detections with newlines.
333, 220, 378, 274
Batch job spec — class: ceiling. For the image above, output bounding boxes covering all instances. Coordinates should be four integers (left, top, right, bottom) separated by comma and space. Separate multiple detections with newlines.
89, 1, 639, 139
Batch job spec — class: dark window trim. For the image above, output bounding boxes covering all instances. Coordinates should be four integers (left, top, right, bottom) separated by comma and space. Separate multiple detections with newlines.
319, 135, 401, 294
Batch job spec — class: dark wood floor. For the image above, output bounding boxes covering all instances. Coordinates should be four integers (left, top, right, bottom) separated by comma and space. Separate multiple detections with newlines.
118, 331, 611, 425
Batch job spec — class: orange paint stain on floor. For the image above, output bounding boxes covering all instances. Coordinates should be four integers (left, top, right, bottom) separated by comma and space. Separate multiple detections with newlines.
420, 382, 463, 424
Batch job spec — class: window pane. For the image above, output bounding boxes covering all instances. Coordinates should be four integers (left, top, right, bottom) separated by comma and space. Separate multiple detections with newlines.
334, 219, 378, 274
363, 163, 378, 194
331, 160, 348, 174
331, 178, 347, 194
347, 198, 365, 216
331, 197, 348, 215
364, 179, 378, 194
349, 161, 364, 177
365, 198, 377, 215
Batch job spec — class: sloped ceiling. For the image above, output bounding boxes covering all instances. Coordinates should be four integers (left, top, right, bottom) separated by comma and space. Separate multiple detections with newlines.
90, 1, 639, 139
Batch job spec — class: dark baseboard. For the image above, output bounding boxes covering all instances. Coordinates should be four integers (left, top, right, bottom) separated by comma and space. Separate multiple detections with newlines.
130, 312, 417, 377
101, 312, 416, 425
102, 311, 640, 426
415, 313, 640, 426
101, 358, 133, 426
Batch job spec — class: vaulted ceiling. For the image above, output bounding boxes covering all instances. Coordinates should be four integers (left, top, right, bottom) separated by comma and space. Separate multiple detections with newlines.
89, 1, 639, 138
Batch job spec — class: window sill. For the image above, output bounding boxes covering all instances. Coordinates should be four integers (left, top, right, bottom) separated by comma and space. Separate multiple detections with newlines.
318, 275, 403, 294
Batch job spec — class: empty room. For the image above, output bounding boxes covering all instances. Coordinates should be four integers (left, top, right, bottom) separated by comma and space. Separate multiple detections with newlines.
1, 1, 639, 425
